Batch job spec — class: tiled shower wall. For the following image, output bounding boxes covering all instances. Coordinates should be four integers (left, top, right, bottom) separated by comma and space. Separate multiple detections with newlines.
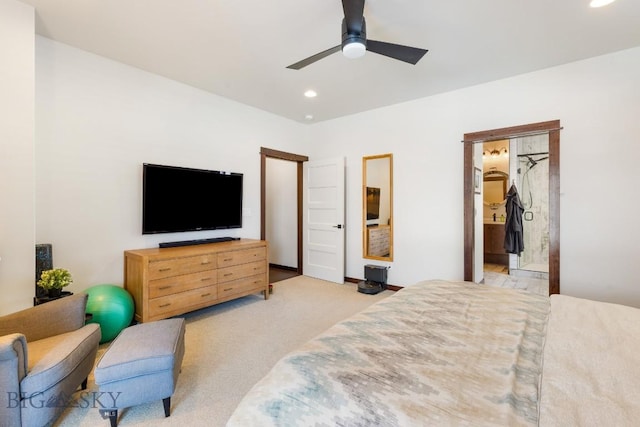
510, 134, 549, 273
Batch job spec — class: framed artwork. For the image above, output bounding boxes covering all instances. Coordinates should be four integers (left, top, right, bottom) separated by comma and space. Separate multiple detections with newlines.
474, 167, 482, 194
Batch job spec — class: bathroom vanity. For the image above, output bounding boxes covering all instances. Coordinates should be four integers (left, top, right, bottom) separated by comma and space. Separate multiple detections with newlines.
484, 222, 508, 265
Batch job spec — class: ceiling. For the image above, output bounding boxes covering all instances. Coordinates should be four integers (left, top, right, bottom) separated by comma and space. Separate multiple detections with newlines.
20, 0, 640, 123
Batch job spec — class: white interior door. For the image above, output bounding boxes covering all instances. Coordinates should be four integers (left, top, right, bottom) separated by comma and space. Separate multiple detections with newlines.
303, 157, 345, 283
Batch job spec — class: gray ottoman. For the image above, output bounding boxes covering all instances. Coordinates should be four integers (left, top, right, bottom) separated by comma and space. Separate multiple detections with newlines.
94, 318, 185, 427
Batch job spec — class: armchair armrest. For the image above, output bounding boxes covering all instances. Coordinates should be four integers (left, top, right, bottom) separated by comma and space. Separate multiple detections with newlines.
0, 333, 28, 380
0, 333, 28, 426
0, 294, 88, 342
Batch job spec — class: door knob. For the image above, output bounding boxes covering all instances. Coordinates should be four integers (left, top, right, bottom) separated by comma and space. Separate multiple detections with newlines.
333, 224, 343, 229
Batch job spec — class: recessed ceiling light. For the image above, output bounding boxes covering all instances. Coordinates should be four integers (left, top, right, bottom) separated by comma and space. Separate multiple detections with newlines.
590, 0, 616, 7
304, 90, 317, 98
305, 114, 314, 121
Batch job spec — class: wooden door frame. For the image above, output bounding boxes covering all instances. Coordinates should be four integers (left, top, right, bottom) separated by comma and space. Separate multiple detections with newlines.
260, 147, 309, 275
463, 120, 560, 294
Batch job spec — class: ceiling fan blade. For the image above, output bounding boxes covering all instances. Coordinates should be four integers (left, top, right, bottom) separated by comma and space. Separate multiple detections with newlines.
286, 45, 342, 70
366, 39, 428, 65
342, 0, 365, 33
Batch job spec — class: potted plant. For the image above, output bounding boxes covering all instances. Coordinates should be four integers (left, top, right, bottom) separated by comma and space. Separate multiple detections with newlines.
37, 268, 73, 298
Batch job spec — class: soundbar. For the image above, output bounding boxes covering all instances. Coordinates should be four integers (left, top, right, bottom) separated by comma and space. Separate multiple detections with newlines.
159, 237, 239, 248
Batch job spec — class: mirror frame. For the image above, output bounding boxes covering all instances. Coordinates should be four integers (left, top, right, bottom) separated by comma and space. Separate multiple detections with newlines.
362, 153, 393, 261
483, 170, 509, 203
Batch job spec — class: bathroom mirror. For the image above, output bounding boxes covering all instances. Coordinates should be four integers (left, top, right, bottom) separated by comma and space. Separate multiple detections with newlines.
363, 154, 393, 261
483, 171, 508, 204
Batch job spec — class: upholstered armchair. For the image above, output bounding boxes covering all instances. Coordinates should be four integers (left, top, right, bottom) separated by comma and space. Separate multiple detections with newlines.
0, 293, 101, 427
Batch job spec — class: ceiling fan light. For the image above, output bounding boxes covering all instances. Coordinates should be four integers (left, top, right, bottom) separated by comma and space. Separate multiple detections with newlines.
342, 41, 366, 59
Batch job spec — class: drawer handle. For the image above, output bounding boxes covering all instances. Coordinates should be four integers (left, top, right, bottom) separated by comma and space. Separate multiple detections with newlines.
223, 258, 233, 262
158, 286, 172, 290
201, 293, 211, 297
224, 273, 233, 277
159, 303, 171, 308
223, 287, 233, 292
158, 268, 171, 272
201, 261, 211, 265
201, 277, 212, 281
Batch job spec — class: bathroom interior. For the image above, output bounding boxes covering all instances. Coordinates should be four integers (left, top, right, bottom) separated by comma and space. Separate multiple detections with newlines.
482, 135, 550, 294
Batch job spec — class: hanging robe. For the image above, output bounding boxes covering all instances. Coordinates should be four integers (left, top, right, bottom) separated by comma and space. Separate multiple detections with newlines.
504, 183, 525, 255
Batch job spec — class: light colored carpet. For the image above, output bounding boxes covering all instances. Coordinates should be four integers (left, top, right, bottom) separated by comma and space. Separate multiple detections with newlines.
54, 276, 392, 426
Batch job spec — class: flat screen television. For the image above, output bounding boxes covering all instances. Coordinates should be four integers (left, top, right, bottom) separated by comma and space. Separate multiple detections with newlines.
142, 163, 243, 234
366, 187, 380, 220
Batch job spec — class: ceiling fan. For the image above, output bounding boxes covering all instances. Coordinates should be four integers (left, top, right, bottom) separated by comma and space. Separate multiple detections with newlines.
287, 0, 428, 70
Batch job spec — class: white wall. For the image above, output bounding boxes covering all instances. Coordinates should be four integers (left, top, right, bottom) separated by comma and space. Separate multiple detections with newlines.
34, 37, 305, 300
0, 0, 35, 315
7, 29, 637, 312
265, 158, 297, 268
306, 46, 640, 307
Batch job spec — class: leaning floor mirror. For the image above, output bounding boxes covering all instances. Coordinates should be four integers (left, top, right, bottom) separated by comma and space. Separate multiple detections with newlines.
363, 153, 393, 261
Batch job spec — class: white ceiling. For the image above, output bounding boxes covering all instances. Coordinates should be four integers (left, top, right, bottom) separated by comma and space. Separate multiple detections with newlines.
20, 0, 640, 123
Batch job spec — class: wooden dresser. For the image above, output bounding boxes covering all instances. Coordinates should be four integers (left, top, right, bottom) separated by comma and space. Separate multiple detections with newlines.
124, 239, 269, 322
367, 225, 391, 257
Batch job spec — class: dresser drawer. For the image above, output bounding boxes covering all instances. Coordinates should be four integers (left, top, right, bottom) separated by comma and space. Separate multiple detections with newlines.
218, 274, 267, 299
149, 285, 218, 317
149, 270, 217, 299
217, 247, 266, 268
218, 260, 266, 283
148, 254, 216, 280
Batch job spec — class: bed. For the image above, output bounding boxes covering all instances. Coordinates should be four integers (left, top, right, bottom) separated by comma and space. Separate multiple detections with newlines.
227, 280, 640, 426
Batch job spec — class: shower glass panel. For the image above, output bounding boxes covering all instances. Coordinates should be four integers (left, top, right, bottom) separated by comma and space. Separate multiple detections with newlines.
516, 134, 549, 274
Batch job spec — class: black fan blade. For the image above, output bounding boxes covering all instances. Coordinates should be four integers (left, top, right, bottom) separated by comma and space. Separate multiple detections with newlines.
366, 39, 428, 65
286, 45, 342, 70
342, 0, 365, 33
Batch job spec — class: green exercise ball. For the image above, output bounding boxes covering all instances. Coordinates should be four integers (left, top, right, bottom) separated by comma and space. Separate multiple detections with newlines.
85, 284, 134, 343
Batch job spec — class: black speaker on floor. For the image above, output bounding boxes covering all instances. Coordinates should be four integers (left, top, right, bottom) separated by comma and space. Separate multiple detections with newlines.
35, 244, 53, 299
358, 264, 389, 295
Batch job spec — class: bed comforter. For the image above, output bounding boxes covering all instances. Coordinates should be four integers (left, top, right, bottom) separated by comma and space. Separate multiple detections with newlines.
228, 280, 640, 426
228, 280, 549, 426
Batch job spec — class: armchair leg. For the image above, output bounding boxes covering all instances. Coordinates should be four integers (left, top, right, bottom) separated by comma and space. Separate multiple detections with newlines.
163, 397, 171, 417
100, 409, 118, 427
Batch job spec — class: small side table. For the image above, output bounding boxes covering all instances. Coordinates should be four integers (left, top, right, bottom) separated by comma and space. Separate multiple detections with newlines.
34, 291, 74, 306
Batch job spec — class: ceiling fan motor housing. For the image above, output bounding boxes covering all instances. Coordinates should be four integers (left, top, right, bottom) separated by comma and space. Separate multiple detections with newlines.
341, 18, 367, 58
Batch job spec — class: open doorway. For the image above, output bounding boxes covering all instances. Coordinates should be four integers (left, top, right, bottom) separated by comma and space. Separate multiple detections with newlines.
480, 137, 550, 296
463, 120, 561, 295
260, 148, 309, 282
